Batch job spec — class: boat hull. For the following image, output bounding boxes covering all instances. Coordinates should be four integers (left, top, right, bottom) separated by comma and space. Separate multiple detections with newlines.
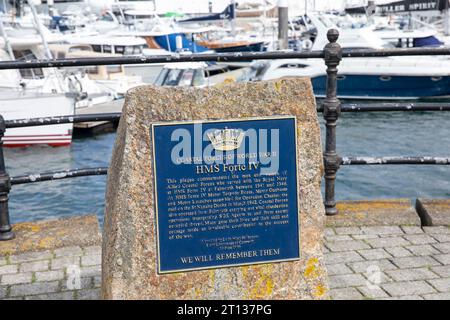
149, 34, 209, 53
0, 93, 75, 148
210, 42, 266, 53
147, 34, 266, 53
312, 74, 450, 100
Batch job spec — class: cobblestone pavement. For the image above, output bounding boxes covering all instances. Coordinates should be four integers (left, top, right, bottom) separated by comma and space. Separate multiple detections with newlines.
1, 226, 450, 300
326, 226, 450, 300
0, 245, 101, 300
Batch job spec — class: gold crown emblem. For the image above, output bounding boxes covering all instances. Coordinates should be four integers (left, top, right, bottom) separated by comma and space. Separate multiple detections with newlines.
207, 128, 245, 151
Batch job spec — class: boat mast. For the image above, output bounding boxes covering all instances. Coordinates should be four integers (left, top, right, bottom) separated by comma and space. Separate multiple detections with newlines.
26, 0, 53, 59
115, 0, 126, 23
278, 0, 288, 49
230, 0, 236, 37
444, 0, 450, 36
0, 18, 23, 83
47, 0, 54, 16
15, 0, 24, 17
0, 19, 15, 60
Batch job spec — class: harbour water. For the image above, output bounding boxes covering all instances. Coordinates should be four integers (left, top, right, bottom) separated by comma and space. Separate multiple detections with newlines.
5, 110, 450, 226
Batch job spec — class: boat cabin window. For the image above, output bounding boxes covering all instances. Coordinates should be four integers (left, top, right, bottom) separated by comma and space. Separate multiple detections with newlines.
51, 51, 66, 59
124, 46, 135, 55
179, 69, 195, 86
115, 46, 125, 54
192, 69, 205, 86
13, 50, 44, 79
279, 63, 308, 69
69, 46, 93, 53
86, 66, 99, 75
154, 68, 169, 86
90, 44, 145, 55
165, 69, 183, 86
155, 68, 205, 87
103, 45, 112, 54
125, 46, 145, 55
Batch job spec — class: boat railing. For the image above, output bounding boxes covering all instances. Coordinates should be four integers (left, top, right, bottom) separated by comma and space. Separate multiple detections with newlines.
2, 28, 450, 240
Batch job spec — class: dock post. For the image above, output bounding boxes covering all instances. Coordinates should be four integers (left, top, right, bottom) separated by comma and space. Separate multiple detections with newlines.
0, 115, 14, 241
278, 0, 289, 50
322, 29, 343, 216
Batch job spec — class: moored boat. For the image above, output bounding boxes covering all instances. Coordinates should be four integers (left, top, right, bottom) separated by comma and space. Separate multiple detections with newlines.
154, 62, 251, 87
249, 57, 450, 100
65, 34, 172, 83
0, 92, 74, 147
249, 13, 450, 100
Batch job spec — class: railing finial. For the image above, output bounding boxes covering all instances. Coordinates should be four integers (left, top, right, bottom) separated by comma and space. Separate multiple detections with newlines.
327, 29, 340, 43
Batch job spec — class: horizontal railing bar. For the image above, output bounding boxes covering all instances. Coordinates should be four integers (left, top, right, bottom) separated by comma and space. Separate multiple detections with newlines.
10, 168, 108, 186
341, 47, 450, 58
9, 156, 450, 186
6, 103, 450, 129
5, 113, 122, 129
0, 51, 325, 70
342, 157, 450, 165
340, 103, 450, 112
0, 47, 449, 71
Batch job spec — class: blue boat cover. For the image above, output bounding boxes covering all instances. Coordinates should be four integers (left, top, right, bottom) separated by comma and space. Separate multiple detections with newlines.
414, 36, 443, 47
154, 34, 209, 53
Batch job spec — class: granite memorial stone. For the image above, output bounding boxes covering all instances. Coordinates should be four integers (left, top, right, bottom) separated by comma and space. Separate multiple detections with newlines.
102, 78, 328, 300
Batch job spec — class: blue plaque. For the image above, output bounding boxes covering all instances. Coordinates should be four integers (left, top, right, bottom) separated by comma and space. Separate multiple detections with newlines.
152, 116, 300, 274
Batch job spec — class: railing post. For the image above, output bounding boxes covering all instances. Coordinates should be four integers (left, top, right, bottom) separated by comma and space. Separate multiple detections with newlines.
322, 29, 343, 216
0, 115, 14, 241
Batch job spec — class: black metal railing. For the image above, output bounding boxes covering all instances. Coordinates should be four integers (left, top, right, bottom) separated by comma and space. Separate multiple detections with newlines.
1, 29, 450, 240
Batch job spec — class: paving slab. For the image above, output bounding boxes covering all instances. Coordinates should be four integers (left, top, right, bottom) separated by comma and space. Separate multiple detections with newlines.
428, 278, 450, 293
326, 263, 354, 276
431, 265, 450, 278
383, 295, 424, 300
357, 248, 391, 260
403, 234, 437, 245
357, 286, 389, 299
9, 282, 60, 298
329, 274, 367, 289
381, 281, 436, 296
25, 292, 75, 301
330, 288, 364, 300
391, 256, 441, 269
416, 199, 450, 227
385, 268, 439, 282
405, 245, 440, 256
327, 199, 421, 227
433, 253, 450, 265
348, 259, 398, 273
401, 226, 424, 234
385, 246, 414, 258
422, 292, 450, 300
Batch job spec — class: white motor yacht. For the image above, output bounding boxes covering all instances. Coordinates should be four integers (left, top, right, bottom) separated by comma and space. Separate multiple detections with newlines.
249, 13, 450, 100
